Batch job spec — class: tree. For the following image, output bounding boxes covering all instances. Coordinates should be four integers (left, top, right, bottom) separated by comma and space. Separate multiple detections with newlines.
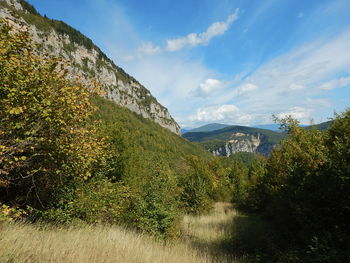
0, 19, 104, 208
241, 113, 350, 261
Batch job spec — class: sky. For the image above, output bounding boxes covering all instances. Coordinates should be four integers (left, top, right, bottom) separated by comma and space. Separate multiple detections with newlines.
27, 0, 350, 128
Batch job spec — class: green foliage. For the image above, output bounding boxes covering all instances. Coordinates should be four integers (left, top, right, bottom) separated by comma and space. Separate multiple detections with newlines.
239, 111, 350, 261
179, 156, 214, 214
92, 96, 210, 166
137, 165, 180, 239
229, 152, 261, 166
50, 178, 137, 226
179, 156, 233, 214
0, 19, 104, 208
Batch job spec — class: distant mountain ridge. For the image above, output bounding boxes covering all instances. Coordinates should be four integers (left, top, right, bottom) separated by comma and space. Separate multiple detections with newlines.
183, 120, 332, 157
186, 123, 231, 133
304, 120, 332, 131
183, 125, 285, 157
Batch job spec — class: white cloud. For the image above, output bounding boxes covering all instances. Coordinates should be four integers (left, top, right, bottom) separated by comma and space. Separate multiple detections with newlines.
166, 9, 239, 51
216, 83, 258, 102
236, 83, 258, 94
276, 107, 312, 122
288, 83, 304, 91
192, 78, 224, 98
189, 104, 239, 122
123, 9, 239, 60
182, 104, 256, 126
136, 42, 161, 57
318, 76, 350, 90
304, 98, 331, 108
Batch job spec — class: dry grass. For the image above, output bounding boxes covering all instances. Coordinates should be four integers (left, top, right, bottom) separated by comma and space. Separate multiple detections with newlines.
180, 202, 241, 262
181, 202, 237, 242
0, 203, 242, 263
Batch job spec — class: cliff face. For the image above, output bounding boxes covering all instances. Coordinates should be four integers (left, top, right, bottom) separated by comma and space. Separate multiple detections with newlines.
0, 0, 180, 134
211, 132, 260, 156
209, 132, 274, 157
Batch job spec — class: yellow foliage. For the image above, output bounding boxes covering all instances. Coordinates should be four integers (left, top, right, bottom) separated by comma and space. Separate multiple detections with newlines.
0, 18, 105, 206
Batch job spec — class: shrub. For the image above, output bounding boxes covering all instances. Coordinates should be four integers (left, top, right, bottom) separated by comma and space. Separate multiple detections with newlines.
0, 19, 104, 209
179, 156, 215, 214
240, 112, 350, 261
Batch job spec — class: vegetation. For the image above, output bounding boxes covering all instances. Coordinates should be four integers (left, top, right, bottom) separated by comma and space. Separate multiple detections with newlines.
0, 19, 104, 210
0, 19, 237, 241
233, 113, 350, 262
1, 3, 349, 262
0, 202, 245, 263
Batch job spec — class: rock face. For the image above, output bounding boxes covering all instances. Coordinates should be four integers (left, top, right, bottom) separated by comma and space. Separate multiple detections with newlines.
210, 132, 274, 157
0, 0, 180, 134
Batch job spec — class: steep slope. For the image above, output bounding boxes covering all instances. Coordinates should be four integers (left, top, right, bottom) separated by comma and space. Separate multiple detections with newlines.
183, 125, 285, 156
93, 96, 211, 172
0, 0, 180, 134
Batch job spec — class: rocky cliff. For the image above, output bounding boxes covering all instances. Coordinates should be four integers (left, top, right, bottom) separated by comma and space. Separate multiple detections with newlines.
183, 125, 284, 157
0, 0, 180, 134
209, 132, 275, 157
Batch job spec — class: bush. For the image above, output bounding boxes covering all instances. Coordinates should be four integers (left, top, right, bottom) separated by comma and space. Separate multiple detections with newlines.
0, 19, 104, 209
179, 156, 215, 214
240, 112, 350, 261
136, 164, 180, 239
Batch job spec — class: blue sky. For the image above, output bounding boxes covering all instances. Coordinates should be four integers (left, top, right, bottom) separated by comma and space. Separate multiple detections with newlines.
27, 0, 350, 128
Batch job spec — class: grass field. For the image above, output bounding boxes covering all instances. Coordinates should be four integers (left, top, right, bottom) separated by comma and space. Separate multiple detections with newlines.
0, 203, 243, 263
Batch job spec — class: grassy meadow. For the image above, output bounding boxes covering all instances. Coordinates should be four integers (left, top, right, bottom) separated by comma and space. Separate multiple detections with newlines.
0, 203, 245, 263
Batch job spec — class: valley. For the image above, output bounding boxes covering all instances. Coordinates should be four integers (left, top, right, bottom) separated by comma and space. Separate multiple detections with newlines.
0, 0, 349, 262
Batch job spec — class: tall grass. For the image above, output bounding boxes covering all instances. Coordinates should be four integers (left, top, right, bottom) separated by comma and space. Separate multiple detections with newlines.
0, 223, 208, 263
0, 203, 243, 263
181, 202, 241, 262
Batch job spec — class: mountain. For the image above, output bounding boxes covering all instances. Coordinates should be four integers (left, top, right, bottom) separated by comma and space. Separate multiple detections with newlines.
183, 125, 285, 157
0, 0, 180, 134
252, 124, 281, 131
304, 120, 332, 131
180, 128, 191, 134
188, 123, 231, 133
